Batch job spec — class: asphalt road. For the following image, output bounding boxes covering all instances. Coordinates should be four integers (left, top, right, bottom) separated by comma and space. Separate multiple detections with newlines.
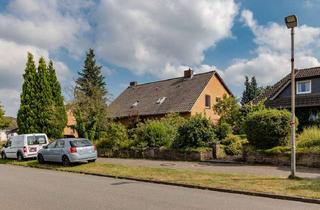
0, 165, 318, 210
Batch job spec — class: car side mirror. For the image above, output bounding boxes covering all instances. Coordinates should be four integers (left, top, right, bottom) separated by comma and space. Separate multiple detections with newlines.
43, 145, 48, 149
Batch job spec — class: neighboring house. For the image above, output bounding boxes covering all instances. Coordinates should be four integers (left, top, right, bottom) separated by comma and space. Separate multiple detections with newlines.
108, 69, 232, 125
63, 110, 78, 138
253, 66, 320, 127
0, 117, 18, 141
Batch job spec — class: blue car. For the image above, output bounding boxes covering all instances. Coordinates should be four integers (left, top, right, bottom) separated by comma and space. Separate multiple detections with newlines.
37, 138, 97, 166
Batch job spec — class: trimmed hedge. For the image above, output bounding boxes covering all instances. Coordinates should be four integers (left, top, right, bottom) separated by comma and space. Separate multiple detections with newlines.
244, 109, 294, 149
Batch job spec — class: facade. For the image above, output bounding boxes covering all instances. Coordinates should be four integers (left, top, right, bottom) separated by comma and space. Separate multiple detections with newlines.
253, 66, 320, 127
63, 110, 78, 138
108, 69, 232, 124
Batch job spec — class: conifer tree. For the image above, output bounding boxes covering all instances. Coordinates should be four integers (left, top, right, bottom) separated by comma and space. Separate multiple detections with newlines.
47, 61, 67, 138
36, 57, 55, 136
241, 76, 261, 105
17, 53, 38, 134
74, 49, 108, 140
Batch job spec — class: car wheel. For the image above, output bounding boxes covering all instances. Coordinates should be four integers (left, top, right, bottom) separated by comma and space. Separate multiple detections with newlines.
1, 152, 6, 160
37, 154, 45, 164
62, 155, 71, 167
17, 152, 24, 161
88, 159, 96, 163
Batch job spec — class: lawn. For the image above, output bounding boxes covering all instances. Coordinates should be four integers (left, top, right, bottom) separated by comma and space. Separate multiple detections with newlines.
0, 159, 320, 199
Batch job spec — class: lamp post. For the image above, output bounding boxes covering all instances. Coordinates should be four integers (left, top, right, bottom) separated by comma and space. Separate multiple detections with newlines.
285, 15, 297, 178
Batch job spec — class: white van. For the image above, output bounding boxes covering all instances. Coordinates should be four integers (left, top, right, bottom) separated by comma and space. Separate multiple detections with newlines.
1, 133, 49, 160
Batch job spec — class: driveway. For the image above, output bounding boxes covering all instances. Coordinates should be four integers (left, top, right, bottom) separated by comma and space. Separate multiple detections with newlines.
0, 164, 318, 210
98, 158, 320, 178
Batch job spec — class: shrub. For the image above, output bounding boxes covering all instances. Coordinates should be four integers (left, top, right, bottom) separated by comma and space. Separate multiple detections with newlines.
96, 122, 130, 151
132, 120, 172, 149
173, 114, 216, 149
262, 146, 290, 155
215, 121, 232, 140
297, 126, 320, 145
160, 113, 187, 142
221, 134, 244, 155
244, 109, 294, 149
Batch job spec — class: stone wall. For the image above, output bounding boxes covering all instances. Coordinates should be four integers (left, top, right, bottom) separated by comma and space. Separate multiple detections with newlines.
243, 151, 320, 168
98, 148, 213, 161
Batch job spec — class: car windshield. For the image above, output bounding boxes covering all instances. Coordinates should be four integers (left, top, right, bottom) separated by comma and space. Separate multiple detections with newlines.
70, 139, 92, 147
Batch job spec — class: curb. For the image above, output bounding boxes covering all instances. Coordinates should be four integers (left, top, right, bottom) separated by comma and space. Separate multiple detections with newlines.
13, 163, 320, 205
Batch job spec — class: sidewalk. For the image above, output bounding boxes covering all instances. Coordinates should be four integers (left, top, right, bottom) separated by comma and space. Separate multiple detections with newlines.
97, 158, 320, 178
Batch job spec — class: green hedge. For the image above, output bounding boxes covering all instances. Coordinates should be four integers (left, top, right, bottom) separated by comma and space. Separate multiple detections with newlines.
96, 122, 130, 151
173, 114, 216, 149
244, 109, 294, 149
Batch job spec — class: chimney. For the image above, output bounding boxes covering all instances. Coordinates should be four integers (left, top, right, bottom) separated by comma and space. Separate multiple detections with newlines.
184, 68, 193, 79
130, 81, 138, 87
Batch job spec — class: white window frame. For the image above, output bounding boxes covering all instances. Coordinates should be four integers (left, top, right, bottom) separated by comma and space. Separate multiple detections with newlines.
296, 80, 311, 94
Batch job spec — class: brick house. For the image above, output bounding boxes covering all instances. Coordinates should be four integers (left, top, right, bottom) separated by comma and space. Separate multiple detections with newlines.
253, 66, 320, 128
63, 110, 78, 138
108, 69, 232, 125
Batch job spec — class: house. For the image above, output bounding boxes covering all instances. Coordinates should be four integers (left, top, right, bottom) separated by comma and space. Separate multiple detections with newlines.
0, 117, 18, 141
253, 66, 320, 127
63, 110, 78, 138
108, 69, 232, 125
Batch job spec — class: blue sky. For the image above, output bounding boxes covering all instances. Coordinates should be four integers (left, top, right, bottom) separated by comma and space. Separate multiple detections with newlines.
1, 0, 320, 116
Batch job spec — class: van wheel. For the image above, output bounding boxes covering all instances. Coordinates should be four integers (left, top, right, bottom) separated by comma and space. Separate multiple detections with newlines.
17, 152, 24, 161
37, 154, 45, 164
62, 155, 70, 167
1, 152, 6, 160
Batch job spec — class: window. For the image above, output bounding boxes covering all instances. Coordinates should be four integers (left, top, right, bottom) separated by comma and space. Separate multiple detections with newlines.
297, 80, 311, 94
70, 139, 92, 147
205, 95, 211, 108
131, 100, 139, 108
216, 97, 221, 102
47, 141, 56, 149
55, 140, 65, 148
156, 97, 167, 104
36, 135, 47, 144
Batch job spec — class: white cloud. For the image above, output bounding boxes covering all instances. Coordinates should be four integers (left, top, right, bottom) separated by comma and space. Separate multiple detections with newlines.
223, 9, 320, 89
0, 0, 91, 56
94, 0, 238, 78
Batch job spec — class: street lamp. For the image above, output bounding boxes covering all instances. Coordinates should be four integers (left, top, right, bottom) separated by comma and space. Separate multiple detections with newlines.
285, 15, 297, 179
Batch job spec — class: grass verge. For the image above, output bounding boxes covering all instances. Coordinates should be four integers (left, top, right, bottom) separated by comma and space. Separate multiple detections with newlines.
0, 159, 320, 200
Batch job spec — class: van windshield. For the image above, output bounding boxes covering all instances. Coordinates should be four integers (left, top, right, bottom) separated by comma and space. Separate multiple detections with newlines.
27, 135, 47, 145
70, 139, 92, 147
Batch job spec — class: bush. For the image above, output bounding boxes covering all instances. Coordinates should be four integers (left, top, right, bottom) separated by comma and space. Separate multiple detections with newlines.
96, 122, 130, 151
297, 126, 320, 145
262, 146, 290, 155
221, 134, 244, 155
131, 120, 172, 150
244, 109, 294, 149
173, 114, 216, 149
160, 113, 186, 141
215, 121, 232, 140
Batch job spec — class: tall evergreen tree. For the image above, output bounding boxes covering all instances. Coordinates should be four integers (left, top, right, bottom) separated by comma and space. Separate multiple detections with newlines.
241, 76, 261, 105
17, 53, 38, 134
36, 57, 55, 136
74, 49, 108, 140
47, 61, 67, 138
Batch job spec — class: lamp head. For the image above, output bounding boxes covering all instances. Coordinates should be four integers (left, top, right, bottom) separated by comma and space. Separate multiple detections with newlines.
285, 15, 297, 29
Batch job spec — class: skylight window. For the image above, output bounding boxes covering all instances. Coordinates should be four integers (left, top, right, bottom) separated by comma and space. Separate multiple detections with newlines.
131, 100, 139, 108
156, 97, 167, 104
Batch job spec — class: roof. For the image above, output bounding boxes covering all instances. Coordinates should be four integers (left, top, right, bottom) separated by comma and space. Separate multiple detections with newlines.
253, 66, 320, 107
108, 71, 231, 118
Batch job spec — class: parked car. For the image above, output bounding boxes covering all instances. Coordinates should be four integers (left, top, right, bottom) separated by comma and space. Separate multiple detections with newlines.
1, 133, 49, 160
37, 138, 97, 166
